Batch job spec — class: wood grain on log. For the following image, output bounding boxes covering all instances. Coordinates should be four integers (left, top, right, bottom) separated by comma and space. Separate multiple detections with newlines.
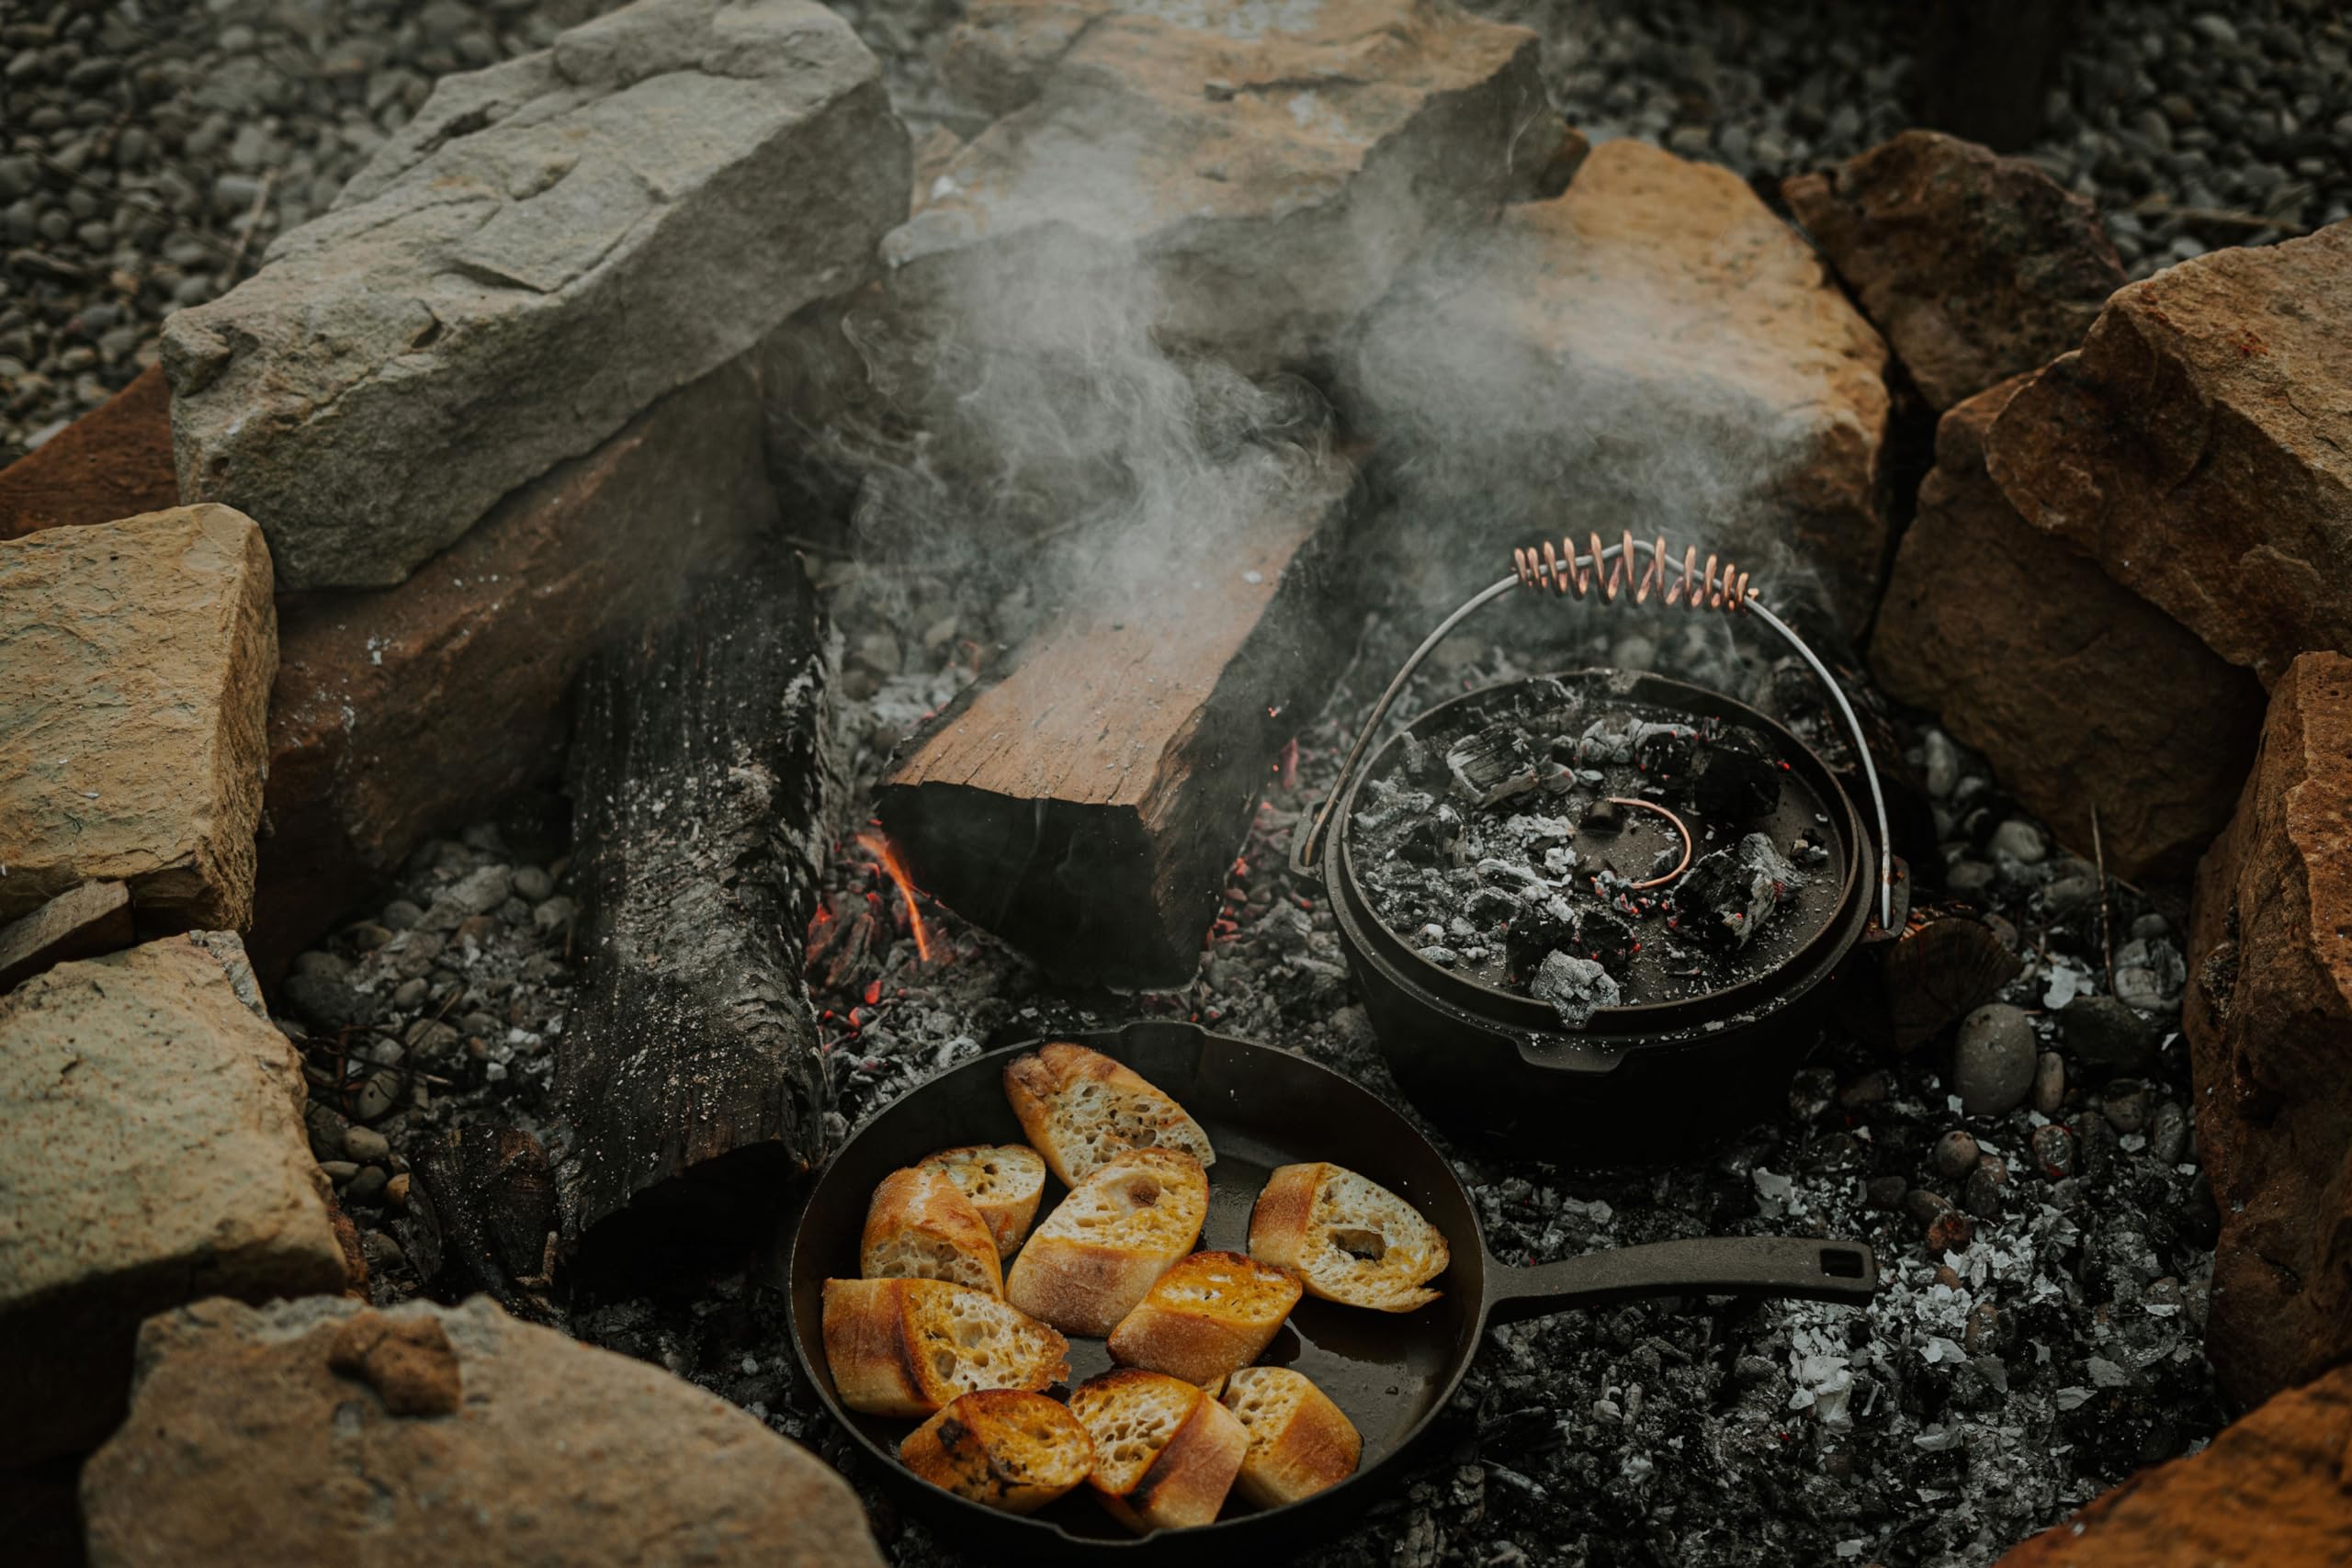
876, 457, 1355, 987
558, 550, 839, 1267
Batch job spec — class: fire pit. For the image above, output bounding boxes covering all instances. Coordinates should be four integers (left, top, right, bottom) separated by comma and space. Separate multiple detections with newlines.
1296, 536, 1894, 1158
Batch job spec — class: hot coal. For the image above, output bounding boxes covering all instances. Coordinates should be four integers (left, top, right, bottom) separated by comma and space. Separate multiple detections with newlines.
1349, 682, 1834, 1015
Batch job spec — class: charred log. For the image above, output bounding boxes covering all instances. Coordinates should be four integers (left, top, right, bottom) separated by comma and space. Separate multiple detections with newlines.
405, 1124, 561, 1324
1833, 902, 2023, 1055
557, 550, 840, 1269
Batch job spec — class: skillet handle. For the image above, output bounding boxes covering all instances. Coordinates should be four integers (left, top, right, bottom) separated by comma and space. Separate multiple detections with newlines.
1485, 1235, 1878, 1326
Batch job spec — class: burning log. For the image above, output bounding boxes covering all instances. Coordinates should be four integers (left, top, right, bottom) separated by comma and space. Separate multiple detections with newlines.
876, 457, 1356, 988
556, 549, 840, 1266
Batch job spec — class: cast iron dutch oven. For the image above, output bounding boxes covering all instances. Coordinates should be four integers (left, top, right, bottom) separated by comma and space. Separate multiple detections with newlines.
1290, 541, 1901, 1159
786, 1021, 1878, 1562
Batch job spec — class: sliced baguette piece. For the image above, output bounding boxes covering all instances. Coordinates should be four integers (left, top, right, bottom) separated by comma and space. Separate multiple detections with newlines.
1005, 1147, 1210, 1336
1107, 1249, 1303, 1385
821, 1277, 1069, 1418
1221, 1367, 1363, 1507
1002, 1043, 1216, 1187
1248, 1161, 1450, 1313
922, 1144, 1047, 1258
862, 1165, 1004, 1295
1068, 1369, 1249, 1533
899, 1390, 1095, 1516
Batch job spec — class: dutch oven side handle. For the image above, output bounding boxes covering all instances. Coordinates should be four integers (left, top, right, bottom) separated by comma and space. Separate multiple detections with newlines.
1482, 1235, 1881, 1328
1289, 537, 1896, 932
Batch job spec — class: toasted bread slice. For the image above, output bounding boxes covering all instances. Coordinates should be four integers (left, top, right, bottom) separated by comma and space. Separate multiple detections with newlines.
863, 1165, 1005, 1295
1222, 1367, 1363, 1507
1248, 1162, 1450, 1313
1002, 1043, 1216, 1187
899, 1390, 1095, 1515
922, 1144, 1047, 1258
1069, 1369, 1249, 1533
1006, 1147, 1210, 1336
821, 1277, 1069, 1418
1107, 1250, 1303, 1385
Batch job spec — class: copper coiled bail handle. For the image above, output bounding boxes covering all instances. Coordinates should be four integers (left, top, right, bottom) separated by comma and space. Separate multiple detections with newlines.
1289, 533, 1897, 931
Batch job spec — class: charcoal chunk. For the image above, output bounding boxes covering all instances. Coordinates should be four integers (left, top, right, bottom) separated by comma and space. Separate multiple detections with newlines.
1694, 744, 1782, 821
1530, 950, 1620, 1029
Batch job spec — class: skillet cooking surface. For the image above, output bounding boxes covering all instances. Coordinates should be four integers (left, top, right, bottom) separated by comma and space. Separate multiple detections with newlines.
786, 1021, 1489, 1548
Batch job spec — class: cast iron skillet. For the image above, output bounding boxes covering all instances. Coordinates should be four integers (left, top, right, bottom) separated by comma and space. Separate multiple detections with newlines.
786, 1021, 1879, 1562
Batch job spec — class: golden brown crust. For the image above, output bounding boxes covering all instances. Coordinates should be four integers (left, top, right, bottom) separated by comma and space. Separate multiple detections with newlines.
922, 1144, 1046, 1258
1224, 1368, 1362, 1507
1071, 1370, 1249, 1533
1245, 1165, 1319, 1274
1107, 1250, 1303, 1385
899, 1391, 1093, 1516
1247, 1161, 1448, 1313
820, 1277, 1069, 1419
1001, 1043, 1214, 1187
1006, 1149, 1209, 1336
861, 1165, 1004, 1295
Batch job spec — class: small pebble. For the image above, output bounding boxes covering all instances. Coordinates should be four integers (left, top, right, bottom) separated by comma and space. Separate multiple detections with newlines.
2031, 1122, 2076, 1179
1962, 1158, 2008, 1220
381, 899, 424, 931
2152, 1101, 2189, 1166
1952, 1003, 2037, 1115
514, 865, 555, 901
1987, 819, 2047, 863
1931, 1130, 1980, 1180
2033, 1050, 2066, 1116
2102, 1080, 2152, 1134
534, 896, 576, 934
342, 1125, 390, 1162
1905, 1188, 1955, 1225
1865, 1174, 1908, 1212
318, 1159, 359, 1184
345, 1165, 390, 1204
385, 1172, 411, 1212
2062, 995, 2161, 1072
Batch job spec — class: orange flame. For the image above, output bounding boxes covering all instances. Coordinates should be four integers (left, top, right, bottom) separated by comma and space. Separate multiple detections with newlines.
855, 829, 934, 964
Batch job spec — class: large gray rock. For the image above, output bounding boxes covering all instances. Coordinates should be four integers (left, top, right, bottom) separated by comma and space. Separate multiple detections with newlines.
82, 1295, 886, 1568
161, 0, 910, 590
0, 934, 345, 1465
890, 0, 1577, 375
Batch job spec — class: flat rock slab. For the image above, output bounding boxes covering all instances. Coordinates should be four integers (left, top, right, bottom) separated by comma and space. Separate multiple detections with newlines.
81, 1295, 885, 1568
161, 0, 907, 590
248, 357, 777, 983
1871, 377, 2262, 879
1348, 138, 1893, 631
1993, 1363, 2352, 1565
2182, 651, 2352, 1407
1783, 130, 2124, 411
891, 0, 1573, 373
1984, 219, 2352, 688
0, 934, 345, 1465
0, 365, 179, 540
0, 504, 276, 930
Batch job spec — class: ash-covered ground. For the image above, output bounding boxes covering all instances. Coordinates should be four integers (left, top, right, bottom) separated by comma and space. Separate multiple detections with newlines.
282, 554, 2222, 1568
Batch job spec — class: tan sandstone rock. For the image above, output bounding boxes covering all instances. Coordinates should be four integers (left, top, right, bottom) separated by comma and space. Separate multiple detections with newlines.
0, 505, 276, 931
1872, 377, 2262, 880
891, 0, 1576, 374
1348, 137, 1893, 631
1984, 220, 2352, 688
1783, 130, 2124, 411
1993, 1362, 2352, 1566
81, 1294, 887, 1568
2183, 651, 2352, 1406
0, 934, 345, 1465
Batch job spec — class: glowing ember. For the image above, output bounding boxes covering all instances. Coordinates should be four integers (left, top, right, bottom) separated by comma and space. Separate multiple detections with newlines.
854, 829, 935, 964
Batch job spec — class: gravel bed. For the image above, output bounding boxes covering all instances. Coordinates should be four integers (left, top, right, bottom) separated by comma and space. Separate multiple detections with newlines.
271, 556, 2222, 1566
6, 0, 2346, 464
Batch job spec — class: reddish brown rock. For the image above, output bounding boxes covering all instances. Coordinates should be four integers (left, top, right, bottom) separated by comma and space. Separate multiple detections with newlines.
1984, 220, 2352, 688
2183, 651, 2352, 1406
0, 367, 177, 540
1993, 1363, 2352, 1565
81, 1295, 885, 1568
248, 359, 777, 981
1871, 377, 2262, 879
1783, 130, 2124, 411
